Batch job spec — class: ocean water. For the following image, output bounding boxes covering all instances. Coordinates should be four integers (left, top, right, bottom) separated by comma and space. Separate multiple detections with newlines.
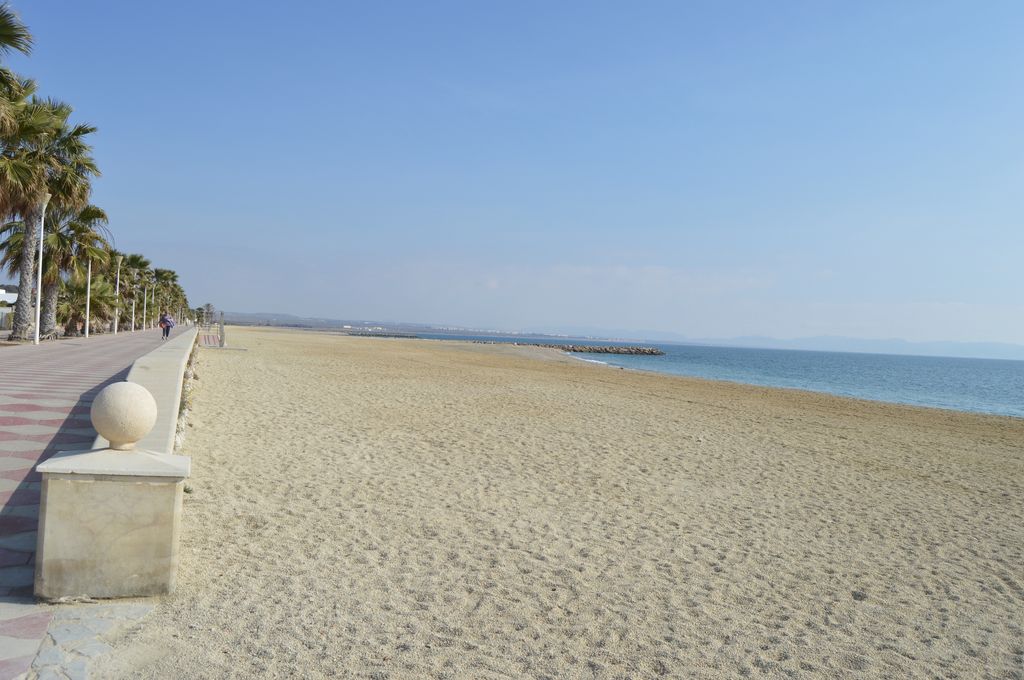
418, 334, 1024, 418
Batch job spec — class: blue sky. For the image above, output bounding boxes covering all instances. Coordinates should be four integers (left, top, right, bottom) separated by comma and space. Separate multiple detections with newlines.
7, 1, 1024, 342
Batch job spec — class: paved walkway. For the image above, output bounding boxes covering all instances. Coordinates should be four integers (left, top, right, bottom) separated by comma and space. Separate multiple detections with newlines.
0, 327, 185, 680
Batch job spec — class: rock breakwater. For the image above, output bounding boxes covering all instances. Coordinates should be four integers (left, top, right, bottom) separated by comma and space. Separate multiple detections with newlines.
518, 343, 664, 355
468, 340, 664, 355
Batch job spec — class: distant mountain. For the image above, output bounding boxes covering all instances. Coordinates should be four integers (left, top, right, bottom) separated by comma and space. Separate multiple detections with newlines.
225, 311, 471, 330
225, 312, 1024, 361
223, 311, 308, 324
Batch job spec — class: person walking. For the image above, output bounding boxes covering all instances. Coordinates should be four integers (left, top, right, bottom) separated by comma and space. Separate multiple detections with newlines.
158, 310, 175, 340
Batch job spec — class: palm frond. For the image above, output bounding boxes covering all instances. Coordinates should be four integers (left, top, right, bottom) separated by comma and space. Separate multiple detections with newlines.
0, 4, 32, 57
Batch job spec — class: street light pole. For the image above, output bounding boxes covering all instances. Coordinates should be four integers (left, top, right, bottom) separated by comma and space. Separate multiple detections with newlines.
142, 285, 147, 331
113, 255, 122, 335
84, 258, 91, 339
32, 193, 51, 346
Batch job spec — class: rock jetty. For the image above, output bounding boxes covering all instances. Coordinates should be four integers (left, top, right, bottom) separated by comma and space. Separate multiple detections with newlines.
525, 343, 664, 355
346, 332, 420, 339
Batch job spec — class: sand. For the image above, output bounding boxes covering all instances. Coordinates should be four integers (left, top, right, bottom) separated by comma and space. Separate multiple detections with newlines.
93, 327, 1024, 679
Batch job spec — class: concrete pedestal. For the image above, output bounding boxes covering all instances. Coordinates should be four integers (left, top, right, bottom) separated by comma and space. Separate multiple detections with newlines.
34, 448, 190, 599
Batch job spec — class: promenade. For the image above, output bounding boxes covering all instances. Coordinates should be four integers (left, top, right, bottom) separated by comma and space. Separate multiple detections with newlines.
0, 327, 184, 679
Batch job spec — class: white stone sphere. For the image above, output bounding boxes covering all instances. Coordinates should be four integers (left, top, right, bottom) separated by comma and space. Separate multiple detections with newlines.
91, 382, 158, 450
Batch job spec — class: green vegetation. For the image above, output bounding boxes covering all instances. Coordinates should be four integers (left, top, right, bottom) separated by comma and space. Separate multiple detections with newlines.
0, 3, 190, 339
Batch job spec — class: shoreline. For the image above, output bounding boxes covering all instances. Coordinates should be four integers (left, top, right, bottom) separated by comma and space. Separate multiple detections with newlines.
408, 333, 1024, 422
409, 331, 1024, 424
561, 349, 1024, 425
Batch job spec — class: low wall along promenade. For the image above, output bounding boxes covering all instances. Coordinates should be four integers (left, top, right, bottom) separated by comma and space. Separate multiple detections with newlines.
92, 327, 198, 452
35, 326, 199, 599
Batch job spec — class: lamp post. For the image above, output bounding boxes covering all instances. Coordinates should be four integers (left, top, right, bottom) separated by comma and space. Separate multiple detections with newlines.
84, 259, 91, 339
32, 193, 52, 346
113, 255, 122, 335
142, 285, 147, 331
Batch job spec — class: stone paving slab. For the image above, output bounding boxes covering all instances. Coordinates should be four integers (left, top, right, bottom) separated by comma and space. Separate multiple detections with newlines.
0, 534, 35, 553
27, 602, 153, 680
0, 613, 49, 639
0, 602, 37, 623
0, 443, 50, 453
0, 492, 36, 508
0, 567, 34, 589
0, 508, 37, 519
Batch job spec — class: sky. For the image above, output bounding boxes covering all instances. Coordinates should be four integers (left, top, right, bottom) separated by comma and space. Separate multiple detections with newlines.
7, 1, 1024, 343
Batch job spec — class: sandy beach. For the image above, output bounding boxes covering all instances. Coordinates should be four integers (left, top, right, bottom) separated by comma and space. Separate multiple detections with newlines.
93, 327, 1024, 679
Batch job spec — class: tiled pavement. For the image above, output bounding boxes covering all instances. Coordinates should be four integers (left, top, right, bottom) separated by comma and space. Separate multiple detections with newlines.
0, 327, 184, 680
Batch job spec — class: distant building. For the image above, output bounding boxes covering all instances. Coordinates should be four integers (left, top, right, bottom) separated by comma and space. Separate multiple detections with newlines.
0, 284, 16, 306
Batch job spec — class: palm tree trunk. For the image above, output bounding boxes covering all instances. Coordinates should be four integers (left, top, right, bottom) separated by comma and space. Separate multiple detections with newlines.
64, 312, 82, 337
40, 281, 59, 337
8, 209, 38, 341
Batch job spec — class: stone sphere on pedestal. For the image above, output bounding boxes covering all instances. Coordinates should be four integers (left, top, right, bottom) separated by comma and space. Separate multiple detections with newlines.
90, 381, 158, 450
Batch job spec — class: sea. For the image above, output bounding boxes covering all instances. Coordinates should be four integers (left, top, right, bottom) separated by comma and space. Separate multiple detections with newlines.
418, 334, 1024, 418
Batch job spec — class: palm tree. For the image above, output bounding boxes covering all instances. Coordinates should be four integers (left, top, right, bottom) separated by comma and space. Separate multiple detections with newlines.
3, 99, 98, 339
0, 5, 31, 65
166, 280, 188, 321
0, 4, 39, 221
0, 10, 195, 339
105, 247, 125, 331
153, 267, 177, 319
121, 253, 150, 331
57, 270, 115, 336
169, 280, 188, 324
0, 86, 55, 338
0, 216, 26, 299
137, 266, 154, 329
0, 3, 32, 133
37, 204, 110, 336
